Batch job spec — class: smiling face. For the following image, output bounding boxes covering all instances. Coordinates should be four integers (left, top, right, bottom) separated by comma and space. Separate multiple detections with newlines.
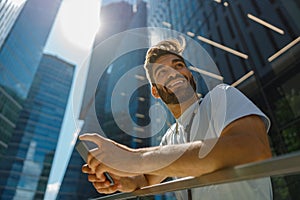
151, 54, 197, 105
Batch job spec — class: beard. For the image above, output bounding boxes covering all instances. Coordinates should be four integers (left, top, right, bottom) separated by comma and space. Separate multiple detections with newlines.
155, 74, 197, 105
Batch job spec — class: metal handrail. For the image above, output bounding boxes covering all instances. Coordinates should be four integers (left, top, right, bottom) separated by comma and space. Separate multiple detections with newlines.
93, 151, 300, 200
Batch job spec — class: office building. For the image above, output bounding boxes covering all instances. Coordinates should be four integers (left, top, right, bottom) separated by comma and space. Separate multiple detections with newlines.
0, 0, 27, 49
0, 54, 74, 199
81, 0, 150, 155
0, 0, 62, 159
56, 141, 99, 200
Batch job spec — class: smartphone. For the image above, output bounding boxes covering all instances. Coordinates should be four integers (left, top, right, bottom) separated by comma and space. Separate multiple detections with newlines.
76, 141, 115, 186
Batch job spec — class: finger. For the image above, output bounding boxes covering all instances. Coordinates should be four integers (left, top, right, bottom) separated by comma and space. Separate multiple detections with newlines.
88, 156, 102, 171
88, 173, 106, 182
87, 148, 101, 167
82, 164, 92, 174
88, 174, 104, 182
79, 133, 104, 147
93, 180, 111, 188
93, 182, 118, 194
95, 164, 106, 179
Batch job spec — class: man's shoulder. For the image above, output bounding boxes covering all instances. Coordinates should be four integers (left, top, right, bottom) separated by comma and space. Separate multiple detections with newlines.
205, 84, 245, 100
211, 84, 236, 93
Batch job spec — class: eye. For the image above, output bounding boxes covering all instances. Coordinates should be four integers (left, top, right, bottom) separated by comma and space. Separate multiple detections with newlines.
175, 62, 184, 69
157, 69, 166, 77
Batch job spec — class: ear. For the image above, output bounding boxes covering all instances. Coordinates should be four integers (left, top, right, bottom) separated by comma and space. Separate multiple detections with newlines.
151, 85, 160, 98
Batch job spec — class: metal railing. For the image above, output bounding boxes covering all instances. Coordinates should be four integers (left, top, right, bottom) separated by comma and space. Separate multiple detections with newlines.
93, 151, 300, 200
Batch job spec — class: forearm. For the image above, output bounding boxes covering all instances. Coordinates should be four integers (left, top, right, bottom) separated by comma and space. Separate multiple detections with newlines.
139, 133, 271, 177
144, 174, 167, 186
140, 141, 206, 177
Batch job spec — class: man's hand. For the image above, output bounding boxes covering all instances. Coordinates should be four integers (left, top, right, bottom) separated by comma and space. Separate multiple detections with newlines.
79, 133, 143, 177
82, 164, 147, 194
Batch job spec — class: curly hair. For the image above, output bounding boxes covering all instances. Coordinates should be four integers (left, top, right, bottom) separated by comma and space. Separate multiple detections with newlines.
143, 38, 186, 84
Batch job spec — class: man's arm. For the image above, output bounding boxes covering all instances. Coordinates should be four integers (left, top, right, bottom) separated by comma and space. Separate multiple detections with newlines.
140, 115, 271, 177
145, 174, 167, 185
81, 115, 271, 181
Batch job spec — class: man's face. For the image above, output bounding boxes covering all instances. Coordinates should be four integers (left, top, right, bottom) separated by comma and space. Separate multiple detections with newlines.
151, 54, 196, 105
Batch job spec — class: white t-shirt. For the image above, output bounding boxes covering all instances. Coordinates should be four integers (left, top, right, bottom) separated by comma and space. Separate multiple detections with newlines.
160, 84, 273, 200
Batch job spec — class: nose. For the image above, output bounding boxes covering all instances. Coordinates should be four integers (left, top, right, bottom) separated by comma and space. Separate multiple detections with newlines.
166, 68, 177, 79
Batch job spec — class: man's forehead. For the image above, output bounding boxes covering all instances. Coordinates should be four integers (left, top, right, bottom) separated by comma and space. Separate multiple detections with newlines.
151, 54, 186, 78
154, 54, 183, 64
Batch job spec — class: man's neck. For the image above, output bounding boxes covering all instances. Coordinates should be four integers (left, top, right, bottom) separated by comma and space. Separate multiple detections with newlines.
167, 94, 199, 119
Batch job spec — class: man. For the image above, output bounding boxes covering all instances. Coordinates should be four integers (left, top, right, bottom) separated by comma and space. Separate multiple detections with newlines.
80, 39, 273, 199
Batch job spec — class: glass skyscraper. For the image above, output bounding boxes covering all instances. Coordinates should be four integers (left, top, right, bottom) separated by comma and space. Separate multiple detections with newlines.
0, 0, 62, 99
0, 0, 62, 160
0, 0, 27, 49
56, 142, 99, 200
0, 54, 74, 199
81, 1, 151, 147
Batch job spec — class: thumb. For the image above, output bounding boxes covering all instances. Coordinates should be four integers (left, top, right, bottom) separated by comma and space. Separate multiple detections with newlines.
79, 133, 103, 147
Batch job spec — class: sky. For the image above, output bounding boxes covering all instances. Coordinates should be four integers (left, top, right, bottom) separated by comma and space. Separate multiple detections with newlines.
43, 0, 101, 199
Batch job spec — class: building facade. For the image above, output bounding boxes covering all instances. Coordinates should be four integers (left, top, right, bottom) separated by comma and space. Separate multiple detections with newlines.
0, 54, 74, 199
81, 0, 150, 157
147, 0, 300, 199
56, 141, 99, 200
0, 0, 62, 160
0, 0, 27, 49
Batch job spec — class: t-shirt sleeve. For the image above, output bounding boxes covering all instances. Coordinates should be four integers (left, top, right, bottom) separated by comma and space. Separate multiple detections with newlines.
210, 84, 270, 136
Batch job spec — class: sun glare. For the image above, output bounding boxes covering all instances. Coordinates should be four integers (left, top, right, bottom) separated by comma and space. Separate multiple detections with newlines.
11, 0, 26, 6
58, 0, 100, 50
